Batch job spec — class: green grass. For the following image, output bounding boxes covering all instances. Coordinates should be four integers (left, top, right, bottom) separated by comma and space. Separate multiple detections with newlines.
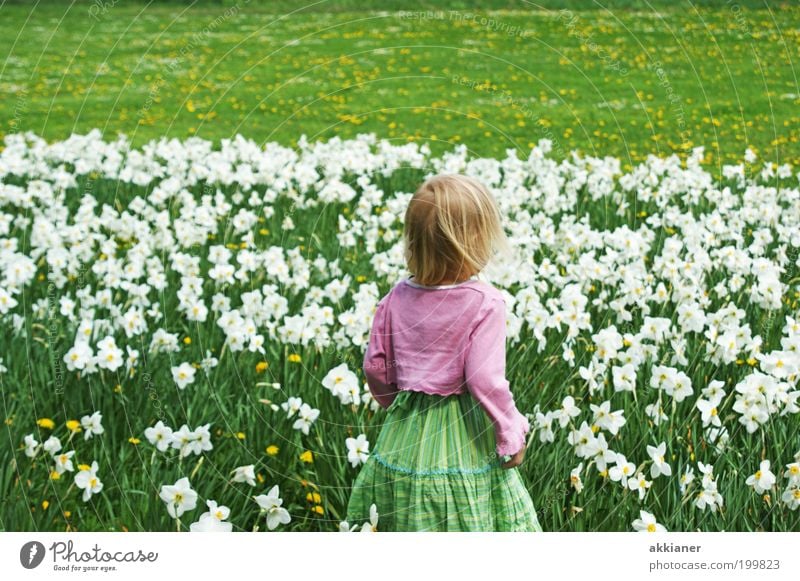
0, 1, 798, 167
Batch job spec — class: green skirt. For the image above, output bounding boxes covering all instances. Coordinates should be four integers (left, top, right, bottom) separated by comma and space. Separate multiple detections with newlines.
346, 389, 543, 532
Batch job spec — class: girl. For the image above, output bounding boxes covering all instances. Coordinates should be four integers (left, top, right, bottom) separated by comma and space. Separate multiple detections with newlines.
345, 173, 543, 532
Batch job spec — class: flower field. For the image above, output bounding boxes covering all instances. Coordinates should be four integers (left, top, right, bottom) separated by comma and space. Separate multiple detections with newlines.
0, 129, 798, 532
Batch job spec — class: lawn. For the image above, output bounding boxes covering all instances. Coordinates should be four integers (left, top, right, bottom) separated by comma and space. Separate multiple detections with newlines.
0, 0, 798, 168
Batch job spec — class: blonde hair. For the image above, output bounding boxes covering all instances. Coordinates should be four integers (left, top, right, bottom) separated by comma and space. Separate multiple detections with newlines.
403, 173, 509, 286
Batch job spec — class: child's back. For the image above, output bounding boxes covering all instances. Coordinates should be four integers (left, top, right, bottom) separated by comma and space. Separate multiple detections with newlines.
345, 173, 542, 532
363, 274, 530, 459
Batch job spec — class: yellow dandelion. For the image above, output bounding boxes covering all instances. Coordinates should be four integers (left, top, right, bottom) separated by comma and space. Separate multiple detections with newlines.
183, 336, 192, 345
236, 432, 246, 440
256, 361, 269, 373
50, 470, 61, 480
37, 418, 55, 430
299, 450, 313, 463
312, 504, 324, 515
42, 500, 49, 510
128, 437, 141, 445
306, 491, 322, 504
77, 463, 91, 471
266, 445, 279, 456
66, 420, 81, 433
288, 354, 302, 363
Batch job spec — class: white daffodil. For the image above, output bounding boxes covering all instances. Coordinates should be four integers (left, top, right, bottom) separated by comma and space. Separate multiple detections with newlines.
360, 504, 379, 532
292, 403, 320, 436
322, 363, 361, 405
627, 471, 652, 500
64, 341, 94, 371
96, 336, 124, 372
646, 441, 672, 479
590, 400, 626, 436
54, 450, 76, 474
23, 434, 40, 458
171, 362, 197, 389
608, 453, 636, 487
74, 461, 103, 502
746, 459, 776, 494
232, 464, 256, 486
632, 510, 667, 532
144, 420, 174, 452
43, 435, 62, 456
696, 398, 721, 427
781, 486, 800, 510
254, 485, 291, 531
80, 411, 104, 440
570, 462, 584, 493
346, 434, 370, 468
556, 395, 582, 428
281, 396, 303, 418
189, 499, 233, 532
784, 462, 800, 486
159, 477, 198, 519
679, 466, 695, 495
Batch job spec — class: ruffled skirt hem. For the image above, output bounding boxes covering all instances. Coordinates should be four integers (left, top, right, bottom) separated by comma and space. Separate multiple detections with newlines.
345, 389, 543, 532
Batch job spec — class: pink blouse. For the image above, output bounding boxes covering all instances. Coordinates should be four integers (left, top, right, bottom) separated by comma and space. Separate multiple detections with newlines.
362, 275, 530, 457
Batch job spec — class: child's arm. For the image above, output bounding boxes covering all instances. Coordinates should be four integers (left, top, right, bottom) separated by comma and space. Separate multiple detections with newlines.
464, 295, 530, 458
362, 296, 398, 409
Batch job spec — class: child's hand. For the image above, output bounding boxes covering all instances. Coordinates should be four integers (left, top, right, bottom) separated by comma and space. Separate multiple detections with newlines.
501, 446, 526, 469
